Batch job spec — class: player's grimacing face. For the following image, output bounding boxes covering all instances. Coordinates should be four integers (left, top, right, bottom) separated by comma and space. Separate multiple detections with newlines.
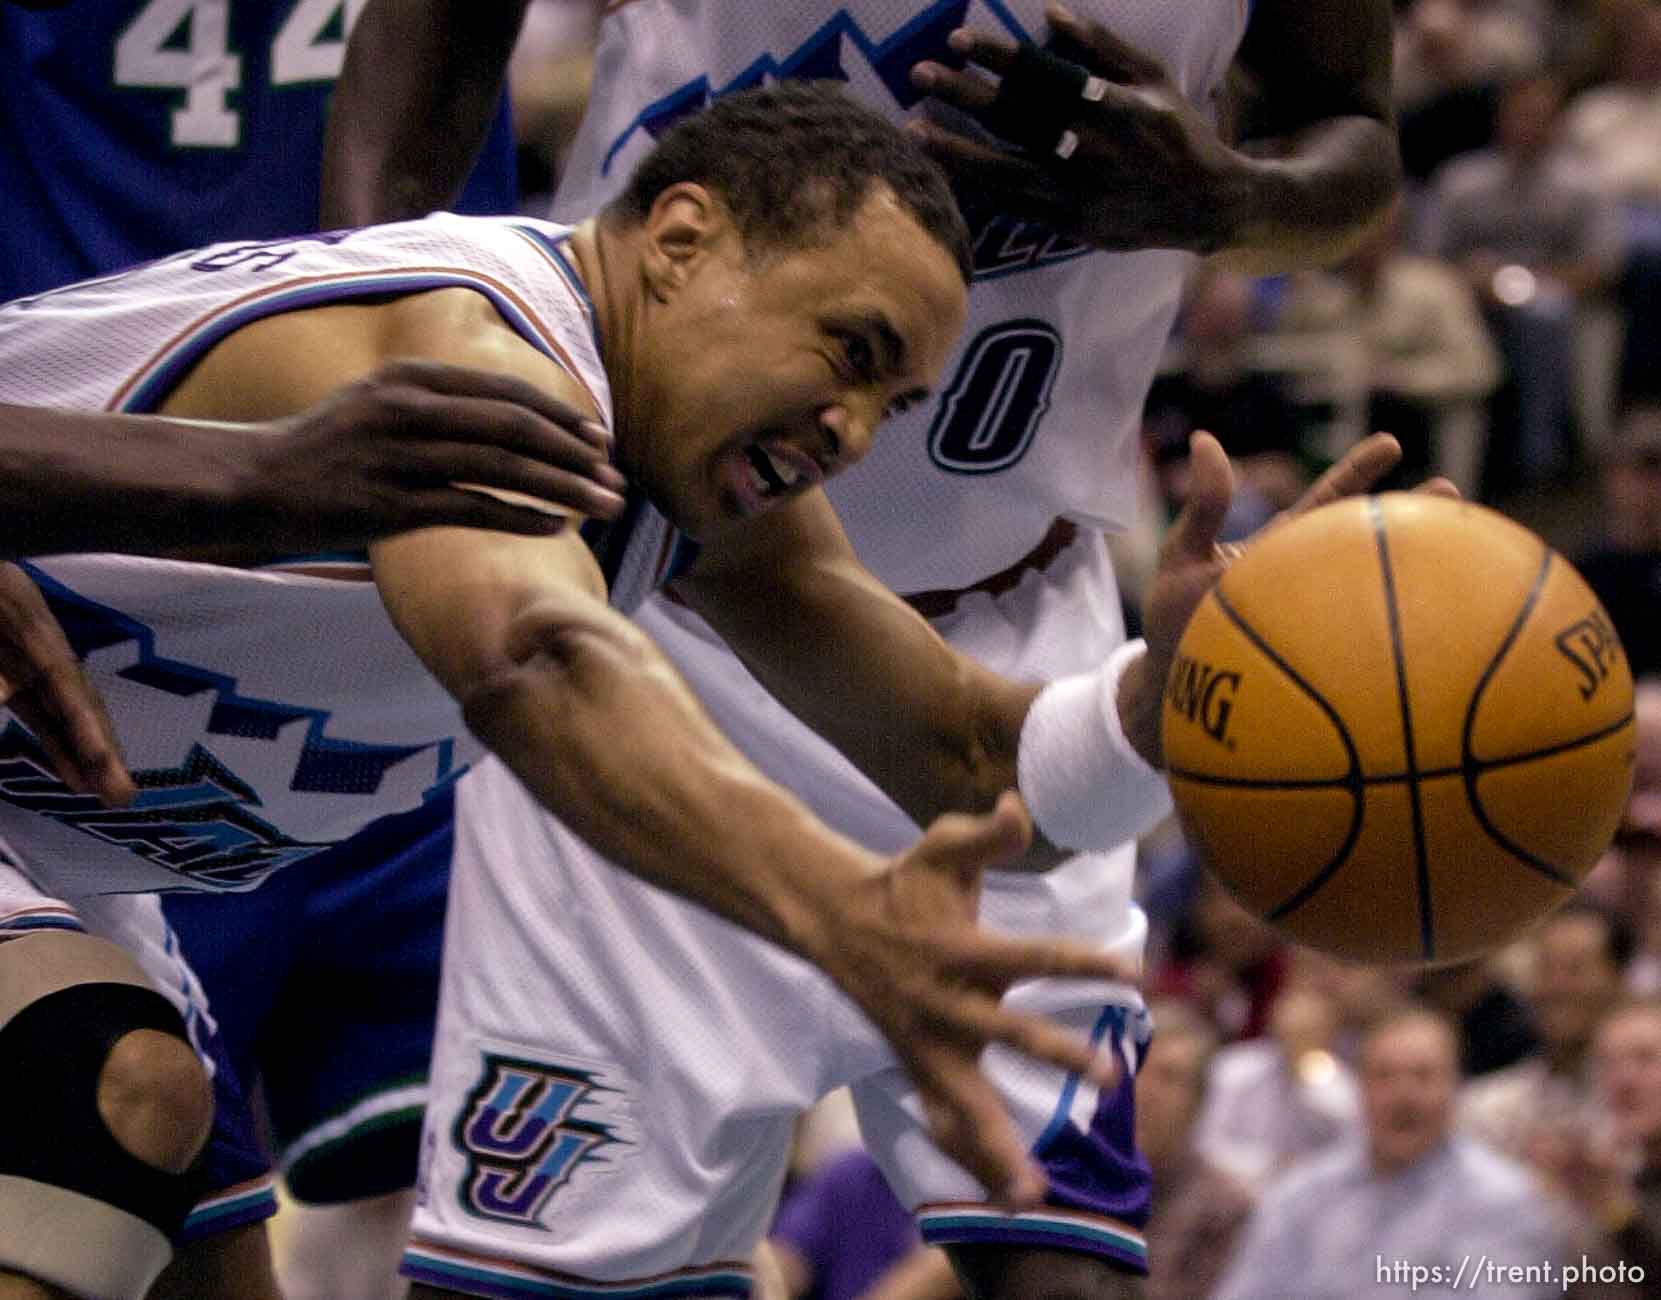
635, 185, 967, 539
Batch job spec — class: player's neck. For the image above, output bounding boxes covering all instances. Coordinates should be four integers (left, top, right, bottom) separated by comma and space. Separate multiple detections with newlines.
565, 218, 645, 478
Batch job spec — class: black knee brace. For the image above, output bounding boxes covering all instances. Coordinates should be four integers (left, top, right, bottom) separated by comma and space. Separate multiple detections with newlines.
0, 981, 207, 1240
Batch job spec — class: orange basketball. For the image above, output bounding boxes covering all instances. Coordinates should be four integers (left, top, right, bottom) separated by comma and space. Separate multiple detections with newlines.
1162, 493, 1636, 966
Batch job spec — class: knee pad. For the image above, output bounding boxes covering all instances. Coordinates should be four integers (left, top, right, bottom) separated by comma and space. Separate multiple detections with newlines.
0, 982, 208, 1297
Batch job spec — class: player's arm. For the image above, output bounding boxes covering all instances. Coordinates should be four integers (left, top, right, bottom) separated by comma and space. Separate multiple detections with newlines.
674, 489, 1162, 871
679, 433, 1413, 866
0, 375, 621, 564
320, 0, 533, 225
157, 285, 937, 940
159, 287, 1131, 1206
0, 363, 621, 807
909, 0, 1399, 271
1218, 0, 1402, 269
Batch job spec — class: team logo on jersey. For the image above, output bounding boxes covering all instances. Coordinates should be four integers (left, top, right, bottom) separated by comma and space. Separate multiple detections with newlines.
0, 724, 327, 888
0, 564, 457, 889
454, 1052, 637, 1227
594, 3, 1094, 283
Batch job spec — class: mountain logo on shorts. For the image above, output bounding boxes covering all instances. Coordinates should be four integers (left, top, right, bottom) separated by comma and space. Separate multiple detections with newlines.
454, 1051, 638, 1227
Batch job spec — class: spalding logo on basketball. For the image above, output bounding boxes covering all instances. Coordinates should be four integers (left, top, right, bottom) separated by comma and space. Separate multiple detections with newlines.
1162, 493, 1636, 967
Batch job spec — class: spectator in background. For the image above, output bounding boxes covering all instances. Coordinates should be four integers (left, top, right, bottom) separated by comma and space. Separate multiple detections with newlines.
1420, 67, 1625, 496
1531, 0, 1632, 90
1585, 680, 1661, 991
1575, 406, 1661, 678
1136, 1000, 1254, 1300
1460, 903, 1633, 1158
1562, 0, 1661, 406
1143, 266, 1311, 527
1526, 996, 1661, 1294
1192, 978, 1362, 1189
1392, 0, 1540, 184
1414, 957, 1544, 1078
1288, 950, 1410, 1066
1152, 875, 1289, 1043
1629, 872, 1661, 998
1213, 1006, 1580, 1300
1276, 197, 1502, 495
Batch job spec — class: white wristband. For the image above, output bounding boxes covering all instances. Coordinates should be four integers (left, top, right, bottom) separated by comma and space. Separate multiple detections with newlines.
1016, 639, 1173, 852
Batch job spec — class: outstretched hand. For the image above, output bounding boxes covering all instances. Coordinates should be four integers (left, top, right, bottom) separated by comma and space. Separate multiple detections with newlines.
825, 791, 1137, 1206
241, 359, 628, 553
909, 3, 1242, 252
1125, 432, 1458, 765
0, 562, 133, 807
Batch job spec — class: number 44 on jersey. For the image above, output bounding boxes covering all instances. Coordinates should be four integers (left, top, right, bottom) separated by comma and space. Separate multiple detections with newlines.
114, 0, 367, 148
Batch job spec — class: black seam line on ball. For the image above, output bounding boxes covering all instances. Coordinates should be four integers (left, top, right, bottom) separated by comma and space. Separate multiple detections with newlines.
1460, 545, 1582, 886
1166, 712, 1636, 790
1371, 498, 1434, 962
1210, 584, 1365, 924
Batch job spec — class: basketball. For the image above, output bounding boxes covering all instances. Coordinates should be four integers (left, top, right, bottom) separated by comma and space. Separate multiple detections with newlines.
1162, 493, 1637, 967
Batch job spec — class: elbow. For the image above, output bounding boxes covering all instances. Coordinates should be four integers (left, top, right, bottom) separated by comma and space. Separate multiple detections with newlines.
457, 605, 660, 747
458, 658, 538, 750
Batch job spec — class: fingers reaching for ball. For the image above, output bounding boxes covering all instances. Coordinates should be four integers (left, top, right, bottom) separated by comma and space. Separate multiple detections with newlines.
1161, 495, 1633, 966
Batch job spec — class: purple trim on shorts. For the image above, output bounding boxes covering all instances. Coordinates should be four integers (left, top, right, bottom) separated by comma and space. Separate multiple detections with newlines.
915, 1002, 1155, 1274
401, 1241, 752, 1298
917, 1203, 1148, 1275
181, 996, 276, 1243
176, 1174, 279, 1244
1033, 1004, 1154, 1231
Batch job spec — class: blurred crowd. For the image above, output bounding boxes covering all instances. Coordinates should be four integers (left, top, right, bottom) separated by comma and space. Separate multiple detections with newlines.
1125, 0, 1661, 581
762, 680, 1661, 1300
497, 2, 1661, 1297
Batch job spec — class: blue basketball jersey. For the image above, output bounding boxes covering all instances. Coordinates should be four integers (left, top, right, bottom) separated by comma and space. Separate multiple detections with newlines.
0, 0, 517, 300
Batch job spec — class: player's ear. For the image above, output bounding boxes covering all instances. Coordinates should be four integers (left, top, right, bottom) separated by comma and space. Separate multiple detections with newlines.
641, 182, 734, 301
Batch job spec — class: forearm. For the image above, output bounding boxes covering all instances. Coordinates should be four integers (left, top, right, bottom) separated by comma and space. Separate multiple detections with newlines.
736, 612, 1172, 869
1211, 0, 1401, 272
0, 405, 282, 562
320, 0, 528, 226
677, 554, 1058, 862
1206, 116, 1401, 273
682, 487, 1192, 866
459, 611, 882, 959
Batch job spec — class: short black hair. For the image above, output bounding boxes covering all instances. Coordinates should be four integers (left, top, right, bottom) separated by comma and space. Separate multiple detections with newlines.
608, 80, 972, 283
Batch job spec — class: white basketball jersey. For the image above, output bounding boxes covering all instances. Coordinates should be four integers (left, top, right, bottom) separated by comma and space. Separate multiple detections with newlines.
555, 0, 1250, 592
0, 214, 691, 896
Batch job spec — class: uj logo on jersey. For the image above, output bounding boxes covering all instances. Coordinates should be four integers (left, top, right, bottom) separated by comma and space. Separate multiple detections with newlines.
455, 1053, 637, 1227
